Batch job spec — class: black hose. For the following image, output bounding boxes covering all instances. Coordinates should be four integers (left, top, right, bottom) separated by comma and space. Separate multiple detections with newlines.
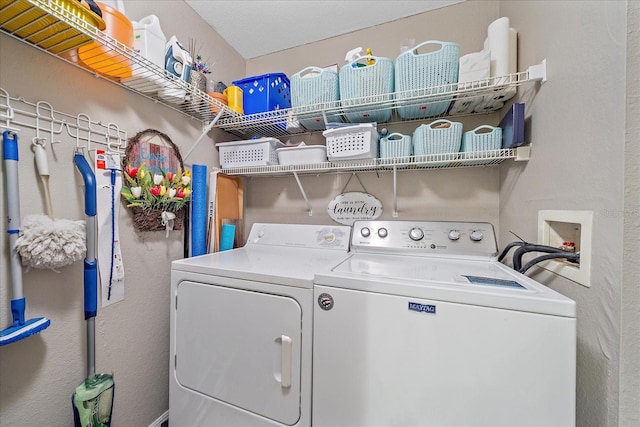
497, 241, 527, 262
513, 244, 570, 271
519, 252, 580, 274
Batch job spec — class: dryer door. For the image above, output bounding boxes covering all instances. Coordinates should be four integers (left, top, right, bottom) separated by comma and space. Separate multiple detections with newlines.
175, 280, 303, 425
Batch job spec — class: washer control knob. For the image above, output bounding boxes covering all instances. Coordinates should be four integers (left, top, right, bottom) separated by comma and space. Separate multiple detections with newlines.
470, 229, 484, 242
448, 230, 461, 241
408, 227, 424, 241
360, 227, 371, 238
378, 228, 388, 238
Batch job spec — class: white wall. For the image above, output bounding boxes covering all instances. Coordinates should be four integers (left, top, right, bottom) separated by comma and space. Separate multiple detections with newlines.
0, 2, 243, 426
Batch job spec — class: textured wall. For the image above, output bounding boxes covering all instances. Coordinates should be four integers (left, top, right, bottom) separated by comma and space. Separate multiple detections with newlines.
621, 0, 640, 424
498, 1, 629, 426
0, 2, 243, 426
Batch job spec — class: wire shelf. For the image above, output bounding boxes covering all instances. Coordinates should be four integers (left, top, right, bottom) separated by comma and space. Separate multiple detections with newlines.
0, 0, 546, 136
219, 147, 528, 177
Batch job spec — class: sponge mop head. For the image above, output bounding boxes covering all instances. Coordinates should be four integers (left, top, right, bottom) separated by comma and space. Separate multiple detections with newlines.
0, 317, 51, 346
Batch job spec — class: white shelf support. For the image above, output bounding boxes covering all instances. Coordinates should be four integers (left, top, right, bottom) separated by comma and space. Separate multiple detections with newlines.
392, 165, 399, 217
515, 145, 531, 161
293, 171, 313, 216
183, 109, 224, 162
527, 59, 547, 84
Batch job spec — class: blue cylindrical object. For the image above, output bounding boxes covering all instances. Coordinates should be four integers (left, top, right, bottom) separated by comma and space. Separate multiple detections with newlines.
190, 164, 208, 256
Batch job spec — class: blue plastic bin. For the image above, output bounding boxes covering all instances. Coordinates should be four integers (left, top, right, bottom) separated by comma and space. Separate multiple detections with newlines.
232, 73, 291, 115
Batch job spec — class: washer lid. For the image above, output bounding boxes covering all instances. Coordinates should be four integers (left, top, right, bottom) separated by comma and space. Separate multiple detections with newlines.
315, 253, 576, 317
172, 245, 350, 288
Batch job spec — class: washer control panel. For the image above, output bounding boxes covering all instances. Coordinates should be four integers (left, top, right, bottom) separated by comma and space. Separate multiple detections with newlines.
352, 220, 498, 256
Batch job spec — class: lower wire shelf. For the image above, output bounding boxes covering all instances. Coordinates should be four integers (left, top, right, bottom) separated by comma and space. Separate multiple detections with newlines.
219, 146, 530, 177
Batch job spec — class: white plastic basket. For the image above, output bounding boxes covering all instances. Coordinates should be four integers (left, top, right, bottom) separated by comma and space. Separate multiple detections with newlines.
216, 138, 285, 168
276, 145, 328, 165
323, 124, 379, 161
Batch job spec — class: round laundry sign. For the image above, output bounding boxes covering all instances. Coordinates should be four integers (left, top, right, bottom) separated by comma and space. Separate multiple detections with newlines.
327, 192, 383, 225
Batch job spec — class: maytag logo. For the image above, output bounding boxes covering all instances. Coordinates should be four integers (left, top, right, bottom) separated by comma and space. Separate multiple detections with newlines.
408, 302, 436, 314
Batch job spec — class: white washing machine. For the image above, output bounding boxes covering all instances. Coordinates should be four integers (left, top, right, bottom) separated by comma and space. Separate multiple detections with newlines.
170, 223, 351, 427
313, 220, 576, 427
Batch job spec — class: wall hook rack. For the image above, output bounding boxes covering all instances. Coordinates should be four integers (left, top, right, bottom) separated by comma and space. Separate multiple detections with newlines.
0, 88, 127, 153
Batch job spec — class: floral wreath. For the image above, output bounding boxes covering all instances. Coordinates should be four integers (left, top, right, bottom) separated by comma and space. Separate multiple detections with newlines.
121, 129, 191, 233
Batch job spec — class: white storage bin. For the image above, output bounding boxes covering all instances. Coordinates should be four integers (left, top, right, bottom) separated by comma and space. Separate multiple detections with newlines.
216, 138, 285, 168
276, 145, 328, 165
323, 124, 378, 161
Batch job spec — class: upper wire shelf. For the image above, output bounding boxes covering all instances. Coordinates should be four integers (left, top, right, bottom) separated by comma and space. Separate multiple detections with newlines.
1, 0, 547, 139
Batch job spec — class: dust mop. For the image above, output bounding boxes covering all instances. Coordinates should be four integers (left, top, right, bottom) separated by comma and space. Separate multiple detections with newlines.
14, 139, 86, 270
71, 151, 114, 427
1, 130, 51, 346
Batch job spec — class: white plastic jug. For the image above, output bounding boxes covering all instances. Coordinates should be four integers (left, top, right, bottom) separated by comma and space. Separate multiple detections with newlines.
133, 15, 166, 67
120, 15, 167, 93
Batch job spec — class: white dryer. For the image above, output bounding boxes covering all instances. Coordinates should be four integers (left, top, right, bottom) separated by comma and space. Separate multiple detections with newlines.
170, 223, 351, 427
313, 220, 576, 427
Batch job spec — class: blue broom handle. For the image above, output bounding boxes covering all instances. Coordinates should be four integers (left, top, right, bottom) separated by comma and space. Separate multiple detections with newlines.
73, 153, 97, 320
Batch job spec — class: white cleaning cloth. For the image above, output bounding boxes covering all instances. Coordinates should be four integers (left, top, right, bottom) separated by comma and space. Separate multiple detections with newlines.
14, 214, 85, 271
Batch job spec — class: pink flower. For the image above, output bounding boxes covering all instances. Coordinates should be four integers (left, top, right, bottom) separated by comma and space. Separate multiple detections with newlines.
150, 186, 161, 197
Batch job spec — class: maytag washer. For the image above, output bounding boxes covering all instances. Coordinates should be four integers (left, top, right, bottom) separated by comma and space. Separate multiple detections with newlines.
313, 220, 576, 427
170, 223, 350, 427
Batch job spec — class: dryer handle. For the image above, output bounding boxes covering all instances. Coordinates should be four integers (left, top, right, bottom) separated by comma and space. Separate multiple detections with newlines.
281, 335, 292, 388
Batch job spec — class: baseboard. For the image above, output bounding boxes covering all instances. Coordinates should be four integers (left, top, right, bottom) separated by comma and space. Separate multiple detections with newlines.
149, 410, 169, 427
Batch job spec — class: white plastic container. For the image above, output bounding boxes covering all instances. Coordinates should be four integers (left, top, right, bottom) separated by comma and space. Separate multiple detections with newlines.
323, 124, 379, 161
216, 138, 285, 168
276, 145, 328, 165
121, 15, 167, 93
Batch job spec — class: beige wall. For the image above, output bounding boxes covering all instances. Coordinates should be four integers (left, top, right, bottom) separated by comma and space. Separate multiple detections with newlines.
243, 1, 503, 230
498, 1, 632, 426
621, 1, 640, 424
0, 2, 243, 425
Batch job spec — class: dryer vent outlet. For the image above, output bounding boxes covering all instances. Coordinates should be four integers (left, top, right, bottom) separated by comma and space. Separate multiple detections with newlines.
537, 210, 593, 287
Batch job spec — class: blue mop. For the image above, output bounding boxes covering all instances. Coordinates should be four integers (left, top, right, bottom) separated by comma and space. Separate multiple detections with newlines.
72, 151, 114, 427
1, 130, 51, 346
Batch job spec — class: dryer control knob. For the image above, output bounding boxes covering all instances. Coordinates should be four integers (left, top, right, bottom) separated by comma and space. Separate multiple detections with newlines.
360, 227, 371, 238
378, 228, 388, 238
470, 230, 484, 241
448, 230, 461, 241
409, 227, 424, 241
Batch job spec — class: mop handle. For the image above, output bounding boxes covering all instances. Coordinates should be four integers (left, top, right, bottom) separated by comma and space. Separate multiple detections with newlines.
74, 153, 98, 320
3, 131, 25, 323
